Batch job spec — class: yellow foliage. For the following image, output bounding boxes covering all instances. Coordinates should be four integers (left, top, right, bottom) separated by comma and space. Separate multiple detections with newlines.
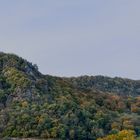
21, 101, 28, 108
3, 67, 31, 88
36, 115, 44, 124
131, 105, 139, 113
111, 122, 121, 130
97, 130, 135, 140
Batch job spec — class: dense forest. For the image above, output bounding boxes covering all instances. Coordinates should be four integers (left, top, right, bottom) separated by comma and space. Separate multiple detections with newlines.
0, 52, 140, 140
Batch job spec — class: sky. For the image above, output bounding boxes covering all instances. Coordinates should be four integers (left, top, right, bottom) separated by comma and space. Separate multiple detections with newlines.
0, 0, 140, 79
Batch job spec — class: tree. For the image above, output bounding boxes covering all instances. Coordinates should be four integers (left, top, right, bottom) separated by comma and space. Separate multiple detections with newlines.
97, 130, 136, 140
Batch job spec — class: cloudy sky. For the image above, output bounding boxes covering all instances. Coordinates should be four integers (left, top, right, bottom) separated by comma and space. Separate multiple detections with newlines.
0, 0, 140, 79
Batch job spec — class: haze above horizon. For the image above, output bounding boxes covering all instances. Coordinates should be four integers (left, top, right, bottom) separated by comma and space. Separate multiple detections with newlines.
0, 0, 140, 79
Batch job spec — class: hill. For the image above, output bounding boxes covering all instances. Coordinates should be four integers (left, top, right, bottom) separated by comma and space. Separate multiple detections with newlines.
68, 75, 140, 96
0, 52, 140, 140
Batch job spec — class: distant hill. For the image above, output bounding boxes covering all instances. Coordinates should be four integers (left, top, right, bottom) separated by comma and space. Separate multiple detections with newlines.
0, 52, 140, 140
68, 75, 140, 96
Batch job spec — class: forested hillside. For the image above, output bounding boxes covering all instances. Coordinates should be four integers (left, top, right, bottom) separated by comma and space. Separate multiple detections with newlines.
0, 52, 140, 140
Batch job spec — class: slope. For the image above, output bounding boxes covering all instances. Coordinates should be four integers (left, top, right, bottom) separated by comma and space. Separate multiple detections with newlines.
0, 52, 140, 140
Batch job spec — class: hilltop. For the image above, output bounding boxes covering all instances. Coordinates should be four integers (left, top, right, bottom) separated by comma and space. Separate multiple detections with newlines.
0, 52, 140, 140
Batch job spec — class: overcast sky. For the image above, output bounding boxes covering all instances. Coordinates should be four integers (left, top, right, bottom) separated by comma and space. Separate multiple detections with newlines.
0, 0, 140, 79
